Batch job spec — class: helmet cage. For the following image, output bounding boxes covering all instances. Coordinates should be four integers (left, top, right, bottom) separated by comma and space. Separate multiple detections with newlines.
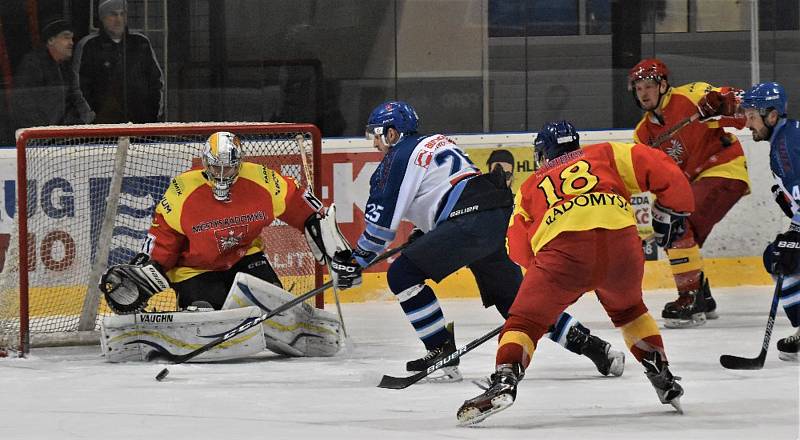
202, 132, 242, 202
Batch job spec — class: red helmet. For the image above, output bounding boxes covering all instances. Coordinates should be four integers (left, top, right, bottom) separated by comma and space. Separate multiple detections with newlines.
628, 58, 669, 91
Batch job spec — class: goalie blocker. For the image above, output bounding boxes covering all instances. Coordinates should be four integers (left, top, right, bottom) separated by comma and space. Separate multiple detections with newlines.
101, 273, 343, 361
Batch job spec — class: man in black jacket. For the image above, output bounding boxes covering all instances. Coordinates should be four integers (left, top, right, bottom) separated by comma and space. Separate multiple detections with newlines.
12, 18, 94, 129
73, 0, 163, 123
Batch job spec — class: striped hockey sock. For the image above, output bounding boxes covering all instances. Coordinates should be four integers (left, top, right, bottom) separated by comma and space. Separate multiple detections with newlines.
396, 284, 448, 350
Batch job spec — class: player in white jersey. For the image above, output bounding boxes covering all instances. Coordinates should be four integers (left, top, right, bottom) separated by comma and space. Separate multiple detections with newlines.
329, 101, 625, 380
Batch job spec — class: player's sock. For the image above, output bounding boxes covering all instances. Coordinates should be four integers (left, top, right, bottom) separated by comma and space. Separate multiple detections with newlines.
620, 312, 664, 362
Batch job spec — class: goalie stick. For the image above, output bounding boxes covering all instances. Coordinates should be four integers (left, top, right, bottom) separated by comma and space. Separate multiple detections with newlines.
719, 274, 783, 370
151, 243, 407, 374
647, 112, 700, 148
296, 134, 349, 338
377, 324, 503, 389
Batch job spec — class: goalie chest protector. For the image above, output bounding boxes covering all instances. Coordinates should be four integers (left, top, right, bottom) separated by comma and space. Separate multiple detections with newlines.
100, 307, 266, 362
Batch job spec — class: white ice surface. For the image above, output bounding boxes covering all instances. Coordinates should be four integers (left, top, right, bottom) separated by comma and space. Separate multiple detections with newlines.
1, 286, 798, 440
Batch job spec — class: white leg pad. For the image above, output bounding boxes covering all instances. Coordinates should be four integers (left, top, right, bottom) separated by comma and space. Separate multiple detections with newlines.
100, 307, 266, 362
223, 273, 343, 357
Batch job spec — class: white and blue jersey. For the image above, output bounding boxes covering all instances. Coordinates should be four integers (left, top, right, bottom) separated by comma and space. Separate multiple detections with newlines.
769, 118, 800, 221
354, 134, 480, 267
767, 117, 800, 328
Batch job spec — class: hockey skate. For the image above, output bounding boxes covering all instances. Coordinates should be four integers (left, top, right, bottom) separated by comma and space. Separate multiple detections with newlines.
457, 363, 523, 426
406, 322, 461, 382
642, 351, 684, 414
662, 276, 713, 328
777, 328, 800, 362
567, 326, 625, 376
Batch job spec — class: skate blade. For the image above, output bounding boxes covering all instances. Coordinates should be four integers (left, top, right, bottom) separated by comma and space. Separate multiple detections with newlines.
421, 366, 463, 384
608, 351, 625, 377
778, 352, 799, 362
669, 397, 684, 415
457, 394, 514, 426
705, 310, 719, 320
663, 313, 706, 329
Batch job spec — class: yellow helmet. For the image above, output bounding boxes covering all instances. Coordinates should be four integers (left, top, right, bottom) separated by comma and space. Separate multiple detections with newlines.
202, 132, 242, 201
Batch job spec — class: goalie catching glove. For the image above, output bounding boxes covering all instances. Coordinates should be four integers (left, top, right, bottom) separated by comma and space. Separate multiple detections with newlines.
99, 253, 170, 314
651, 203, 689, 248
304, 204, 352, 264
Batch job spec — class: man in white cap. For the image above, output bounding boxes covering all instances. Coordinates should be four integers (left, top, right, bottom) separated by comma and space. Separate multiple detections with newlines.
73, 0, 164, 123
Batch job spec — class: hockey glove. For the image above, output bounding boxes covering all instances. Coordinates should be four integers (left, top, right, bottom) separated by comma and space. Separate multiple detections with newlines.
697, 90, 738, 121
651, 203, 689, 248
407, 228, 425, 244
771, 185, 794, 218
99, 253, 170, 314
330, 250, 362, 290
771, 229, 800, 275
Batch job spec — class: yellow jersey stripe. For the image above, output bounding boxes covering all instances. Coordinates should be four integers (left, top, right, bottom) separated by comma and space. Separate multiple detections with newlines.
609, 142, 642, 194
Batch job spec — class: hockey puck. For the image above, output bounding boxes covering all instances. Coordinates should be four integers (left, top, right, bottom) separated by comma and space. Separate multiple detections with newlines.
155, 368, 170, 381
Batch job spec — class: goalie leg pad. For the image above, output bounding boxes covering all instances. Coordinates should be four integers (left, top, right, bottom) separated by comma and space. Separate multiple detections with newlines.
224, 273, 343, 357
100, 307, 266, 362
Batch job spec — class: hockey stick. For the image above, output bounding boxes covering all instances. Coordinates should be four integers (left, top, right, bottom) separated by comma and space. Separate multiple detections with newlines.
295, 134, 349, 338
151, 243, 407, 374
377, 324, 503, 389
719, 274, 783, 370
647, 112, 700, 147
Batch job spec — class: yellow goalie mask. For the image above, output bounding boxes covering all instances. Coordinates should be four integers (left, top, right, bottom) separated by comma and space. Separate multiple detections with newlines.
202, 131, 243, 201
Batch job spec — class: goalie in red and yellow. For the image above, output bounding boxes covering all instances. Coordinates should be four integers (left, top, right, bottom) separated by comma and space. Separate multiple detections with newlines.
98, 131, 352, 359
458, 121, 693, 425
629, 58, 750, 328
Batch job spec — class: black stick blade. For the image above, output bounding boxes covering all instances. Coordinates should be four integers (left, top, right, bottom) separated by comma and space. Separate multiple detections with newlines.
377, 371, 426, 389
719, 354, 766, 370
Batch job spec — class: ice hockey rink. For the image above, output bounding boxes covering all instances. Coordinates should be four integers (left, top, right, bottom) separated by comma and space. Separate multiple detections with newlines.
1, 286, 798, 440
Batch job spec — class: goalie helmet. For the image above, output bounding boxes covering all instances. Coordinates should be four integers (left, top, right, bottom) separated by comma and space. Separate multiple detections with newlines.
534, 120, 580, 167
365, 101, 419, 146
741, 82, 787, 116
202, 131, 243, 202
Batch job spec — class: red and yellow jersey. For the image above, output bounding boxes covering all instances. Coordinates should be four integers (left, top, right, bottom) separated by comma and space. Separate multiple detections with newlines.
507, 142, 694, 267
633, 82, 750, 185
146, 162, 319, 283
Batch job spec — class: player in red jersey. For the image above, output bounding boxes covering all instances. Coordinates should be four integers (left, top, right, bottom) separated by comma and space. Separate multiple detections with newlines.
629, 58, 750, 328
457, 121, 693, 425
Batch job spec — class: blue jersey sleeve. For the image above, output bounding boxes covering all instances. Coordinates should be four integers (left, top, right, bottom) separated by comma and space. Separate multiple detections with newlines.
354, 135, 424, 266
770, 119, 800, 226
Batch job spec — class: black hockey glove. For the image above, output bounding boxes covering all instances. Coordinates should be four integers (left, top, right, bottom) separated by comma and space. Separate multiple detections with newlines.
771, 229, 800, 275
651, 203, 689, 248
771, 185, 794, 219
330, 250, 363, 290
407, 228, 425, 244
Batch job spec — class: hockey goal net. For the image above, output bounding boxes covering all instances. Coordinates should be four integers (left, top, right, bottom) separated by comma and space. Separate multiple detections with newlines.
0, 122, 323, 356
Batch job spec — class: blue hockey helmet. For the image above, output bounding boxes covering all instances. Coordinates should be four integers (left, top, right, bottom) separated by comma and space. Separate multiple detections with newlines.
741, 82, 787, 116
365, 101, 419, 142
534, 120, 580, 166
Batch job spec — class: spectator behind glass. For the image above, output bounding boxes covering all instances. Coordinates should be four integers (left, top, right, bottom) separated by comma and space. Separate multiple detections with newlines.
12, 18, 95, 130
486, 149, 515, 189
72, 0, 164, 123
